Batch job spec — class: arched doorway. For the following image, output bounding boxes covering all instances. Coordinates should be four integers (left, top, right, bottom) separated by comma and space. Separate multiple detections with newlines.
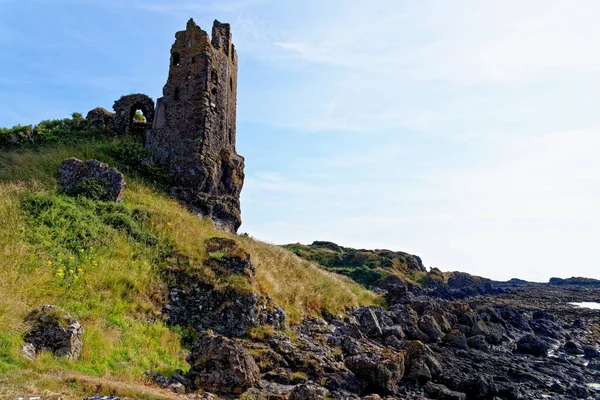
112, 94, 155, 136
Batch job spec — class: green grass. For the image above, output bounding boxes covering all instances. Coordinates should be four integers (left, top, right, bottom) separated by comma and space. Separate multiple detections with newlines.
0, 133, 381, 398
283, 241, 426, 288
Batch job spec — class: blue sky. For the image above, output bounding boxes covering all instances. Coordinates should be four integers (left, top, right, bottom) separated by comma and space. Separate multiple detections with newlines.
2, 0, 600, 281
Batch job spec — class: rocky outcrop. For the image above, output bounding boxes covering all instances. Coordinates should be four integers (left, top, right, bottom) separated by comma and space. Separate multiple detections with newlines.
345, 349, 405, 395
186, 331, 261, 395
165, 238, 285, 337
58, 158, 125, 202
167, 282, 265, 337
288, 384, 328, 400
22, 305, 83, 361
516, 333, 548, 357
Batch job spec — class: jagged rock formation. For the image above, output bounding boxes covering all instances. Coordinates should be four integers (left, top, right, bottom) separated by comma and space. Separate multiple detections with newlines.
58, 158, 125, 202
186, 330, 261, 394
22, 305, 83, 361
146, 19, 244, 232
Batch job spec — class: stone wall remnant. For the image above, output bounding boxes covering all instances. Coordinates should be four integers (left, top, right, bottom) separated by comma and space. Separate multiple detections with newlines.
112, 93, 155, 136
146, 19, 244, 232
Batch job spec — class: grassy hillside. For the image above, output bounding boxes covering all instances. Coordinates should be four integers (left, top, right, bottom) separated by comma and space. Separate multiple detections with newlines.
283, 241, 428, 288
0, 119, 379, 398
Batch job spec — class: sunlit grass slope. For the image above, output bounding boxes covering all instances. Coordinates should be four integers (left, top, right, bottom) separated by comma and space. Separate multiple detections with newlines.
0, 137, 379, 398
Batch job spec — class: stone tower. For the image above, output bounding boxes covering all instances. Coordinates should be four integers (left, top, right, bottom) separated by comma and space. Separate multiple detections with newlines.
147, 19, 244, 232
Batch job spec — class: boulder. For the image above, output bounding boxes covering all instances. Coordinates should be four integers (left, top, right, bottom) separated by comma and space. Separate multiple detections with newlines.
424, 382, 467, 400
289, 384, 328, 400
418, 314, 444, 342
442, 329, 468, 349
389, 303, 419, 327
58, 158, 125, 202
564, 340, 585, 355
466, 335, 490, 352
470, 320, 506, 345
22, 305, 83, 361
344, 349, 405, 395
404, 341, 442, 384
356, 308, 383, 337
516, 334, 548, 357
186, 331, 260, 394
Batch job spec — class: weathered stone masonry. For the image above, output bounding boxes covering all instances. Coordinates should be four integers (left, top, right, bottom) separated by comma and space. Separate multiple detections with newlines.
146, 19, 244, 233
86, 19, 244, 232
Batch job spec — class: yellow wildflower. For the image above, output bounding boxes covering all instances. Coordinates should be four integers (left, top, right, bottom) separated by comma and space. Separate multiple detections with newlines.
47, 261, 53, 265
167, 222, 172, 227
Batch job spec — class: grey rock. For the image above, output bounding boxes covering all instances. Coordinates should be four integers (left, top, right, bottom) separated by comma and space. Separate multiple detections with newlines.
345, 350, 405, 395
516, 334, 548, 357
424, 382, 467, 400
22, 305, 83, 361
289, 384, 328, 400
186, 330, 261, 394
356, 308, 383, 337
58, 158, 125, 202
419, 314, 444, 342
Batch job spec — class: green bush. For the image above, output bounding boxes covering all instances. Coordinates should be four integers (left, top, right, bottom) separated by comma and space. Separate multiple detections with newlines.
73, 179, 111, 201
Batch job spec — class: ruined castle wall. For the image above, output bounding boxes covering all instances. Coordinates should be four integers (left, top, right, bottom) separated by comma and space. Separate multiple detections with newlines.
147, 19, 238, 164
145, 19, 244, 232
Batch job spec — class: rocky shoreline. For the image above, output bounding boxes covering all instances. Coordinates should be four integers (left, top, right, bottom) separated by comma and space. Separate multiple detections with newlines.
141, 278, 600, 399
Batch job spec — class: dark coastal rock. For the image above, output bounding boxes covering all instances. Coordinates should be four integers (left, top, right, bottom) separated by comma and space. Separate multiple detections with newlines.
442, 329, 468, 349
58, 158, 125, 202
356, 307, 383, 337
470, 320, 506, 345
289, 384, 328, 400
186, 331, 260, 394
404, 341, 442, 384
516, 334, 548, 357
22, 305, 83, 361
424, 382, 466, 400
564, 340, 585, 355
167, 282, 264, 337
419, 314, 444, 342
389, 303, 419, 327
344, 350, 405, 395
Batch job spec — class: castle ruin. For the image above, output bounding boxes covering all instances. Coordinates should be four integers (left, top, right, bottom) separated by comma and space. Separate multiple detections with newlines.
87, 19, 244, 232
